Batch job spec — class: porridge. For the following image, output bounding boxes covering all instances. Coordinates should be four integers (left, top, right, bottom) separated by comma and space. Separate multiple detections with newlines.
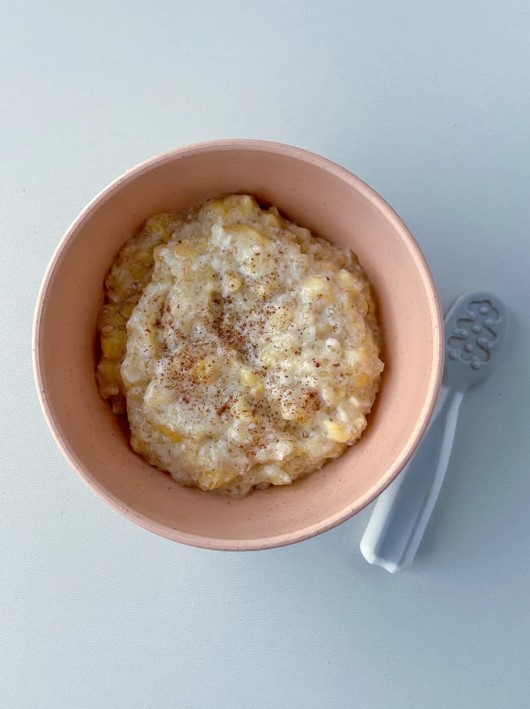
96, 195, 383, 496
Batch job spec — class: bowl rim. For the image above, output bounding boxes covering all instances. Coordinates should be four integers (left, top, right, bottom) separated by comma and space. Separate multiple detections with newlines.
32, 139, 444, 551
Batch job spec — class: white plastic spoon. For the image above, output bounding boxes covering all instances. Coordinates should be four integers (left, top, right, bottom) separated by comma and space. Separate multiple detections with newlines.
360, 291, 507, 573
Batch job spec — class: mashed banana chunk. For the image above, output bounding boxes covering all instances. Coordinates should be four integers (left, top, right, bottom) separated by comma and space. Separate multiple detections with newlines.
97, 195, 383, 496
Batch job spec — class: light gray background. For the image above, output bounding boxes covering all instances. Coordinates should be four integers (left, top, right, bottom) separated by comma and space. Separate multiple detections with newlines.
2, 1, 529, 707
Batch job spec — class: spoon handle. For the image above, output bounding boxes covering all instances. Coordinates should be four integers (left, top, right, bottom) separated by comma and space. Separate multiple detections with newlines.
360, 385, 464, 573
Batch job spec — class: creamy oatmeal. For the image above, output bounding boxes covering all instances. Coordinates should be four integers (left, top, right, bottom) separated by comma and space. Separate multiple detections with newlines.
97, 195, 383, 496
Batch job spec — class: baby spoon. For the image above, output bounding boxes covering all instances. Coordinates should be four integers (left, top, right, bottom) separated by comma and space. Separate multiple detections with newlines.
360, 291, 507, 573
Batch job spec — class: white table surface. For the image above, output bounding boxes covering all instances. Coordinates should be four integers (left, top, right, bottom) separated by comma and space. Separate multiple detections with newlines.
2, 1, 530, 707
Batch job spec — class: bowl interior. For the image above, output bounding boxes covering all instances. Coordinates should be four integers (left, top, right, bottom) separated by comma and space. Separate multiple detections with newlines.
35, 142, 442, 549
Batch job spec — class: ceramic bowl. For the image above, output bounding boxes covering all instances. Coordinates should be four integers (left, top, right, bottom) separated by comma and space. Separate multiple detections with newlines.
33, 140, 443, 550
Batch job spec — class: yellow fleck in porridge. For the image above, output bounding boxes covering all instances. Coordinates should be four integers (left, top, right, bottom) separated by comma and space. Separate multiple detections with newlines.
97, 195, 383, 496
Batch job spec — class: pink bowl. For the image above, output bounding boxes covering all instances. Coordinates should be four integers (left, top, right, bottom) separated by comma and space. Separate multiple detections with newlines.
33, 140, 443, 550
